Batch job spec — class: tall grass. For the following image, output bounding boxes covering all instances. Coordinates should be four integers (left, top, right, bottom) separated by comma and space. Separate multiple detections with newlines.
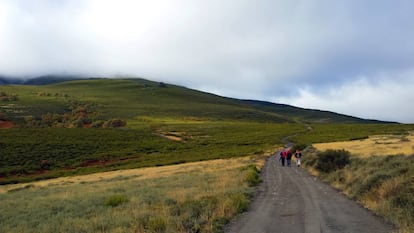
0, 156, 263, 233
303, 149, 414, 232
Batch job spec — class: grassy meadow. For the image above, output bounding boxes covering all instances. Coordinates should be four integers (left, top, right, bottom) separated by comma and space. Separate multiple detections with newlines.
0, 156, 263, 233
303, 133, 414, 232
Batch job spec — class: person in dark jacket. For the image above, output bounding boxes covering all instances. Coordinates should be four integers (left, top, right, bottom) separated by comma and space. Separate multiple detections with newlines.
286, 149, 293, 167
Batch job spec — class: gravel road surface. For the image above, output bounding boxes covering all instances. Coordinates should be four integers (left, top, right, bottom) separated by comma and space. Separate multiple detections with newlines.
226, 154, 394, 233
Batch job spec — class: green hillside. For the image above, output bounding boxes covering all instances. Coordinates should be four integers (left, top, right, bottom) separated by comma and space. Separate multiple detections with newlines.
1, 78, 289, 124
0, 78, 386, 124
1, 78, 412, 184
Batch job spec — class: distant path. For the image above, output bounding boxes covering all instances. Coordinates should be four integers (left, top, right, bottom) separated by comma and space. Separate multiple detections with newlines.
225, 154, 394, 233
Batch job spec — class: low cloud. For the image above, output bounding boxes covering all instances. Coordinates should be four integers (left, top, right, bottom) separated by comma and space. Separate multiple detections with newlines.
1, 0, 414, 122
274, 70, 414, 123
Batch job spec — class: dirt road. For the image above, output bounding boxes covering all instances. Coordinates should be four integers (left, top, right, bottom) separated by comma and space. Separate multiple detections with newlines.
226, 154, 394, 233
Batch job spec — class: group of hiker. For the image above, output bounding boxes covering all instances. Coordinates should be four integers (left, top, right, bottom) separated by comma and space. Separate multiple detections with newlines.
279, 148, 302, 167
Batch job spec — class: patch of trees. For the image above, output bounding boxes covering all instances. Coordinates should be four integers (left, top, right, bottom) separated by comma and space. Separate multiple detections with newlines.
37, 92, 69, 98
24, 101, 127, 128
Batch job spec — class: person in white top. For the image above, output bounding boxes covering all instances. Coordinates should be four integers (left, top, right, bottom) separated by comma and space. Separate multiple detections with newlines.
295, 150, 302, 167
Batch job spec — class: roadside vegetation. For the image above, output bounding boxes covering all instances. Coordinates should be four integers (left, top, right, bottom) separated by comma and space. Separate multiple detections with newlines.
0, 157, 263, 233
303, 133, 414, 233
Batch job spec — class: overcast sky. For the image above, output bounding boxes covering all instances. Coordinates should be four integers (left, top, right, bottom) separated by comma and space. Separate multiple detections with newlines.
1, 0, 414, 123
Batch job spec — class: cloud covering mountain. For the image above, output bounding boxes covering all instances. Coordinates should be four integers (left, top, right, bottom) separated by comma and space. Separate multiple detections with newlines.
1, 0, 413, 122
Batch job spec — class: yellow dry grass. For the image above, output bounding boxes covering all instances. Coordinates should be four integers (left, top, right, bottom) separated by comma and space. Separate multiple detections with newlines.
0, 153, 269, 232
0, 156, 260, 194
313, 133, 414, 157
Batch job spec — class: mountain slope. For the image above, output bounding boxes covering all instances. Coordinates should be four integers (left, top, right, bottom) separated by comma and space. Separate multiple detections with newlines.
241, 100, 391, 124
0, 78, 388, 124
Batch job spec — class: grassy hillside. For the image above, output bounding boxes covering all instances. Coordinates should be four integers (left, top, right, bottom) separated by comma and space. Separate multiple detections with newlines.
1, 78, 413, 185
1, 78, 290, 123
1, 78, 385, 124
242, 100, 391, 123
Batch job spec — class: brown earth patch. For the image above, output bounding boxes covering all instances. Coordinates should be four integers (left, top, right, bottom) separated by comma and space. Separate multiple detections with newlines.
0, 120, 14, 129
80, 156, 141, 168
80, 159, 108, 167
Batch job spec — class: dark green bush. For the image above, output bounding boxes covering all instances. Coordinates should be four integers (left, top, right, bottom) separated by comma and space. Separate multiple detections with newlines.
104, 194, 128, 207
316, 149, 350, 173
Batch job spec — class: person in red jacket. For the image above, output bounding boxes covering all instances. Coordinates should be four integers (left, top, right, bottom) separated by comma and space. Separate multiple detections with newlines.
286, 149, 293, 167
279, 149, 287, 166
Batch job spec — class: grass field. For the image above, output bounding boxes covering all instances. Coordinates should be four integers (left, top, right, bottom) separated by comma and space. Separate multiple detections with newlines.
0, 156, 264, 233
291, 123, 414, 144
313, 132, 414, 157
0, 120, 301, 184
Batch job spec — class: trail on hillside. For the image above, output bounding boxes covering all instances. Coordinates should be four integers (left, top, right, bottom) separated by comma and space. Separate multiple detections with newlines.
225, 154, 394, 233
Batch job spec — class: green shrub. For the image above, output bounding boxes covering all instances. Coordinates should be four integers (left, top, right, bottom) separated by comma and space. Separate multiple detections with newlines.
212, 218, 229, 233
147, 217, 167, 233
245, 164, 261, 187
316, 149, 350, 173
138, 215, 167, 233
104, 194, 128, 207
230, 193, 249, 213
353, 171, 393, 197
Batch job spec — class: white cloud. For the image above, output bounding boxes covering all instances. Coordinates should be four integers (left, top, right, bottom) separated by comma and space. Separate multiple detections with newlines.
274, 70, 414, 123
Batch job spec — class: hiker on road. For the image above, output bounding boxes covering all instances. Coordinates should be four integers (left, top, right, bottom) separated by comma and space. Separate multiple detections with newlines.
279, 149, 287, 166
286, 149, 293, 167
295, 150, 302, 167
